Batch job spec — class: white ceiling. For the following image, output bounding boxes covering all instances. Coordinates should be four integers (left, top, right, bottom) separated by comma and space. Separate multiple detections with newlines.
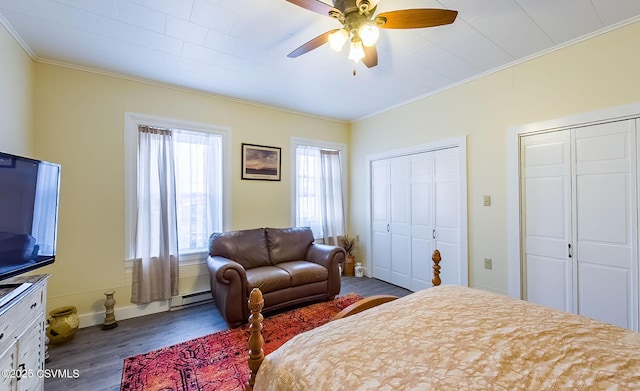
1, 0, 640, 122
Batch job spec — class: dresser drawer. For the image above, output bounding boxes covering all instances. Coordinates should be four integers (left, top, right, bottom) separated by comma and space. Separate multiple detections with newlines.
0, 284, 45, 356
0, 342, 17, 390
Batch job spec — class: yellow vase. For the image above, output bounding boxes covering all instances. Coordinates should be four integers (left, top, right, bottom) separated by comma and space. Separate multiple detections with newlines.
47, 306, 79, 344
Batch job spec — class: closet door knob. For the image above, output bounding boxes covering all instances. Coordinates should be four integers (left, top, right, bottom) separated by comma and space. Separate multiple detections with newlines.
386, 224, 390, 232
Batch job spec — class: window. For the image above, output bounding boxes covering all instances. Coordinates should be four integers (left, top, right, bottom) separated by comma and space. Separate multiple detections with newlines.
296, 145, 323, 235
172, 129, 222, 254
291, 138, 347, 243
125, 113, 230, 265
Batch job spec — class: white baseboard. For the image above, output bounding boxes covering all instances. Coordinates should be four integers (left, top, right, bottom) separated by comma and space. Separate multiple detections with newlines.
78, 300, 170, 328
77, 291, 214, 328
468, 282, 507, 296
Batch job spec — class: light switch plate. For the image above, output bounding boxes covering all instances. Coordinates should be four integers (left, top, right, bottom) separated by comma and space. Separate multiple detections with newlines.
483, 195, 491, 206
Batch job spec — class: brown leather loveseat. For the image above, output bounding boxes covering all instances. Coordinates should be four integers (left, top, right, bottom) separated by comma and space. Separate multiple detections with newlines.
207, 227, 344, 328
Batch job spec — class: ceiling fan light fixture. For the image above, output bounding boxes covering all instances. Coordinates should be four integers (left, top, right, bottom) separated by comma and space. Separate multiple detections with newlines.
285, 1, 458, 72
358, 24, 380, 47
328, 28, 349, 51
356, 0, 379, 13
348, 39, 365, 63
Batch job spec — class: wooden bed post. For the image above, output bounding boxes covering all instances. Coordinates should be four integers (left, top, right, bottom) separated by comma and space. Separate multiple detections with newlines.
246, 288, 264, 391
432, 249, 441, 286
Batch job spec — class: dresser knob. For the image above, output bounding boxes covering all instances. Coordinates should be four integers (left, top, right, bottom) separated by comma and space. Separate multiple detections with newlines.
30, 302, 37, 309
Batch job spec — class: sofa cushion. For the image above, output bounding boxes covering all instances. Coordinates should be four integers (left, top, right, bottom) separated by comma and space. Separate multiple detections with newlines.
246, 266, 291, 294
275, 261, 328, 287
266, 227, 314, 264
209, 228, 269, 269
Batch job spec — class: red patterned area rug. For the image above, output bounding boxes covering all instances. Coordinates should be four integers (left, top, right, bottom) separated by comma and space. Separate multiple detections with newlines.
120, 293, 362, 391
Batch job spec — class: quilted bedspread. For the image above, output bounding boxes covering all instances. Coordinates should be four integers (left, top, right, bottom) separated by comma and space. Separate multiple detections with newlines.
254, 285, 640, 390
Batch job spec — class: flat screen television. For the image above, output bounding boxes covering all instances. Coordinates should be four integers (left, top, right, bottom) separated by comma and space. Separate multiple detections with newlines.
0, 151, 61, 283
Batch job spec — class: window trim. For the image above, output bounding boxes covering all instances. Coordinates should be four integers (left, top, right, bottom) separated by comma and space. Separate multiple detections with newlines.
290, 137, 348, 235
124, 112, 231, 267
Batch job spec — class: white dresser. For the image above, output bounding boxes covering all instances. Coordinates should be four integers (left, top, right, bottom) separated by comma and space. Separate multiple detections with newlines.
0, 275, 48, 391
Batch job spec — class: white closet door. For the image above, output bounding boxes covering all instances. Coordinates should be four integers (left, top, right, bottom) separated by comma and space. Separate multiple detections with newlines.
389, 156, 411, 289
433, 148, 461, 286
574, 120, 637, 329
410, 152, 434, 291
370, 144, 464, 290
371, 159, 391, 281
522, 121, 638, 330
522, 131, 573, 312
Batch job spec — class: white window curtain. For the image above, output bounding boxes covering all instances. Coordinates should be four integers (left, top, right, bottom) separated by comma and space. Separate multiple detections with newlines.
320, 150, 345, 245
131, 125, 179, 304
172, 130, 222, 253
295, 146, 345, 242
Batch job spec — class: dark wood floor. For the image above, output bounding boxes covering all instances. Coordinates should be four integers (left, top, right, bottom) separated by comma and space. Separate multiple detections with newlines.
44, 276, 410, 391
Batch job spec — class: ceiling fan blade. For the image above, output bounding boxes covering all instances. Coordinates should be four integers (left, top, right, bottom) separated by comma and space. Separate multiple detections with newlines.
377, 9, 458, 29
286, 0, 334, 16
288, 29, 339, 58
363, 46, 378, 68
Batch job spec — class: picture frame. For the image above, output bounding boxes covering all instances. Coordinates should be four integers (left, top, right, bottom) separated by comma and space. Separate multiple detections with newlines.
241, 143, 281, 181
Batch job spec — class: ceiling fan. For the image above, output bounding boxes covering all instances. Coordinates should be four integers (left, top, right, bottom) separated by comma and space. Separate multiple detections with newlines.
285, 0, 458, 70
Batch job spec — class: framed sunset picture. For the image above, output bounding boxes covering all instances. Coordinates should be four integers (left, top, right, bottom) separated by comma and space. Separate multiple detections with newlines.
241, 143, 281, 181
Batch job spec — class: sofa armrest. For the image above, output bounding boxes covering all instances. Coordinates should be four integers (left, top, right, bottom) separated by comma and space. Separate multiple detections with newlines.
306, 244, 345, 298
208, 255, 246, 284
207, 256, 248, 328
306, 243, 344, 268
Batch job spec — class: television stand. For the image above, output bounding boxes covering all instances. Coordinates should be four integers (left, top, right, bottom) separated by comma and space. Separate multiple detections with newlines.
0, 275, 48, 390
0, 282, 32, 309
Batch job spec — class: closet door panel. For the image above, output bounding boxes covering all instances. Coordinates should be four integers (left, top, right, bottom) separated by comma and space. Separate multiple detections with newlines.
434, 148, 458, 236
390, 156, 411, 289
437, 242, 461, 286
577, 174, 628, 247
411, 237, 432, 291
434, 148, 461, 284
575, 125, 631, 174
434, 180, 458, 243
578, 263, 631, 329
522, 131, 572, 312
574, 121, 636, 329
527, 254, 571, 311
372, 231, 391, 281
371, 160, 391, 281
390, 234, 411, 288
410, 152, 434, 291
577, 173, 632, 268
525, 177, 569, 258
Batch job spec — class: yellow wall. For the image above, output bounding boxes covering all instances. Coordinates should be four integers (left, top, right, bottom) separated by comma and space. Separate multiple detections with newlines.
350, 21, 640, 294
30, 64, 348, 325
0, 22, 33, 156
6, 17, 640, 324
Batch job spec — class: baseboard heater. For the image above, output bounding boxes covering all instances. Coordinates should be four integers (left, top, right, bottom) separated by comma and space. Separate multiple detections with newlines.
170, 290, 212, 310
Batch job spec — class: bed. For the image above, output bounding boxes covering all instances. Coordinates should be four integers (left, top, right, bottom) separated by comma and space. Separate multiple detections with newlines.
245, 251, 640, 390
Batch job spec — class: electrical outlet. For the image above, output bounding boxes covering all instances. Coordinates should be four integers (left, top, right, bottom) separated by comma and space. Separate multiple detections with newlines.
484, 258, 492, 270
